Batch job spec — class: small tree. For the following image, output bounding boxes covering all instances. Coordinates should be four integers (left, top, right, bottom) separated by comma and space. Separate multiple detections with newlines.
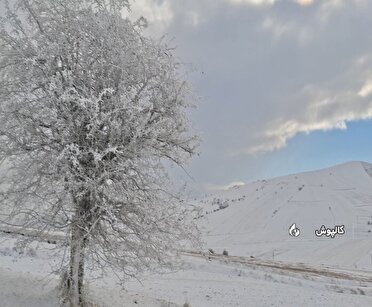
0, 0, 199, 305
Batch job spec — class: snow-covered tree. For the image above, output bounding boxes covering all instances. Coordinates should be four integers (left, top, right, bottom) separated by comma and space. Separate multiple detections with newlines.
0, 0, 199, 305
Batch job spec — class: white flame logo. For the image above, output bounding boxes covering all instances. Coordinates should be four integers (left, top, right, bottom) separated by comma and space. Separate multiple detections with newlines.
289, 223, 300, 237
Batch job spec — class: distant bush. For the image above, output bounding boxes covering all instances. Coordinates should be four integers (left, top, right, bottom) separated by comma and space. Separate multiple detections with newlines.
219, 202, 229, 210
208, 248, 215, 254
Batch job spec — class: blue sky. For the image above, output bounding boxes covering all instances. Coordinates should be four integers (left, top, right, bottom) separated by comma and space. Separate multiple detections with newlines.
255, 120, 372, 178
130, 0, 372, 193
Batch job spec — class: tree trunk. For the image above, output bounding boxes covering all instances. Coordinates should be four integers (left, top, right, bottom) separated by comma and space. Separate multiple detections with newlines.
66, 193, 92, 307
68, 223, 87, 307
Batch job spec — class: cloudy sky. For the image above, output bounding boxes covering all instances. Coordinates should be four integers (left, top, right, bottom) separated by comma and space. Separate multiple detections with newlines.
130, 0, 372, 194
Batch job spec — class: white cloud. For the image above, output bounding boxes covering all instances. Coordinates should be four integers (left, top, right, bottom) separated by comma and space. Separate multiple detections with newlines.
262, 16, 312, 44
230, 0, 314, 6
205, 181, 245, 192
358, 80, 372, 97
260, 1, 353, 44
317, 0, 345, 23
229, 0, 277, 5
186, 11, 200, 27
262, 17, 292, 38
246, 117, 349, 155
295, 0, 314, 6
244, 66, 372, 155
126, 0, 174, 35
230, 0, 313, 5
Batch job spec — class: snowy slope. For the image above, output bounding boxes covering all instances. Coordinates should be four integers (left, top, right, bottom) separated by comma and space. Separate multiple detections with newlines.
2, 161, 372, 306
198, 161, 372, 269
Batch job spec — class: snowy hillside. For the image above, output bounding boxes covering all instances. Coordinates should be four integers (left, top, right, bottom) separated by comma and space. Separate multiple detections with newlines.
198, 161, 372, 269
2, 161, 372, 306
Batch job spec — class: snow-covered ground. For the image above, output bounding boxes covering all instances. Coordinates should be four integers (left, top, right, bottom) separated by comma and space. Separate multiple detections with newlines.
1, 161, 372, 306
199, 161, 372, 270
1, 240, 372, 306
